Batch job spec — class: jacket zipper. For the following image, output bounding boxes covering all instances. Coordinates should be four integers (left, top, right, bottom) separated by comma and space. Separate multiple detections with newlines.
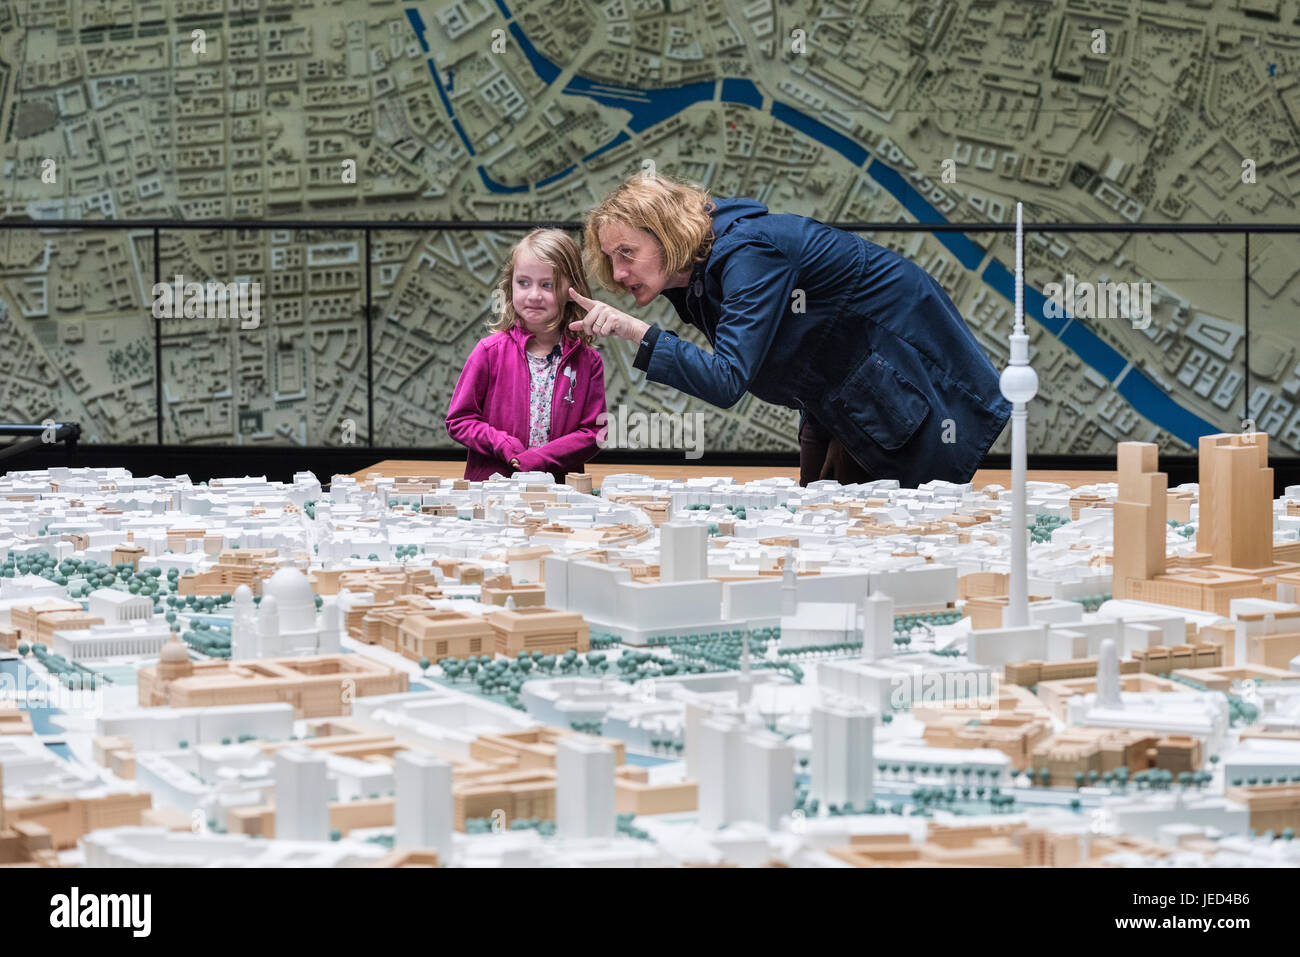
514, 331, 580, 448
687, 277, 715, 343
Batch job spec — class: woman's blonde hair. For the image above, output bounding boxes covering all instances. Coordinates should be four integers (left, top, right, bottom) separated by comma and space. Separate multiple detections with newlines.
488, 228, 594, 346
583, 173, 714, 293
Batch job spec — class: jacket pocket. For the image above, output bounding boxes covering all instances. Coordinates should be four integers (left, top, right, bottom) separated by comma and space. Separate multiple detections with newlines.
832, 353, 931, 451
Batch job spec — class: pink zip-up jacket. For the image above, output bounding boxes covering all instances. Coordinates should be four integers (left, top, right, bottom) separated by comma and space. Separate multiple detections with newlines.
445, 324, 607, 483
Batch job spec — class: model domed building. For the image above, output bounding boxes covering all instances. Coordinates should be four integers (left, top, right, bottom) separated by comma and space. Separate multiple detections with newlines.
231, 568, 340, 659
139, 634, 195, 706
157, 635, 194, 680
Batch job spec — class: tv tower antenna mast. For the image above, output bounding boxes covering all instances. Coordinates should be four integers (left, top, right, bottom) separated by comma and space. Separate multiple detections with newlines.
1000, 202, 1038, 628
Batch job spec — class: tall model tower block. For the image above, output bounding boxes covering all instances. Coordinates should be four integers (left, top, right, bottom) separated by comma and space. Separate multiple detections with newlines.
1197, 433, 1273, 571
1112, 442, 1167, 599
556, 736, 616, 840
659, 521, 708, 583
274, 747, 330, 842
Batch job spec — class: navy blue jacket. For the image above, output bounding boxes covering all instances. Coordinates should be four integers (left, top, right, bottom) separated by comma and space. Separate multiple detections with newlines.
633, 199, 1010, 487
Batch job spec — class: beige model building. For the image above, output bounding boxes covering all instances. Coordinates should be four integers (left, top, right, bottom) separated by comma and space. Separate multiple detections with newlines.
138, 638, 408, 716
1112, 441, 1168, 600
1031, 728, 1161, 781
0, 766, 61, 868
32, 610, 105, 646
1199, 433, 1282, 573
1155, 734, 1201, 773
1197, 606, 1300, 668
565, 472, 593, 494
3, 790, 152, 850
1111, 439, 1276, 614
483, 605, 589, 657
355, 594, 441, 648
455, 768, 558, 829
370, 850, 442, 868
336, 566, 439, 601
915, 684, 1053, 769
480, 575, 546, 608
921, 714, 1053, 771
1173, 662, 1299, 692
469, 727, 626, 768
230, 797, 396, 840
1224, 782, 1300, 833
1127, 643, 1223, 674
1239, 606, 1300, 670
8, 598, 83, 645
1, 706, 33, 736
964, 594, 1051, 629
1006, 655, 1141, 687
177, 548, 280, 596
396, 609, 495, 662
165, 527, 209, 552
111, 543, 146, 570
822, 822, 1142, 868
433, 559, 484, 585
958, 572, 1011, 599
531, 522, 652, 546
384, 474, 442, 506
1007, 642, 1221, 686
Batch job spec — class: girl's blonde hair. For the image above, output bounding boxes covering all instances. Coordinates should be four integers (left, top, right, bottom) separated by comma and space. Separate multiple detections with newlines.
583, 173, 715, 293
488, 228, 595, 346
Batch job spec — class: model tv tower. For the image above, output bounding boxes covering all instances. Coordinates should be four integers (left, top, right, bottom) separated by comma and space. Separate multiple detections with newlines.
999, 202, 1038, 628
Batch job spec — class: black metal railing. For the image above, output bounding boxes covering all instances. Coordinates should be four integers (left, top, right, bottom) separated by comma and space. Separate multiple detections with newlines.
0, 216, 1287, 453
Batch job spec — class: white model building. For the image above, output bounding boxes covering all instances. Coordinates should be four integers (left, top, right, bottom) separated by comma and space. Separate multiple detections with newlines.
695, 713, 794, 830
52, 619, 172, 661
860, 590, 895, 661
1069, 687, 1231, 754
88, 587, 154, 624
274, 747, 330, 842
739, 730, 795, 830
96, 703, 295, 751
1220, 737, 1300, 783
556, 736, 617, 840
0, 573, 64, 600
779, 600, 858, 650
810, 700, 874, 808
394, 750, 453, 855
81, 828, 389, 868
819, 653, 995, 713
659, 521, 708, 582
697, 714, 748, 830
1104, 794, 1251, 844
230, 568, 340, 659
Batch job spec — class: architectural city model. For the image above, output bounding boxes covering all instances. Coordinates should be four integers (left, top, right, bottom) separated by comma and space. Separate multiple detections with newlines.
1, 438, 1299, 868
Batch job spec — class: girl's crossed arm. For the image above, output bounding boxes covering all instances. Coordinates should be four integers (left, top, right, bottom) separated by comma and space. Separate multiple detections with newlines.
445, 342, 526, 466
514, 352, 606, 475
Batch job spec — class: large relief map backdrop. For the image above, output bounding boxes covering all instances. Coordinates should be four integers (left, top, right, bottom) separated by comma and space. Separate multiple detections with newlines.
1, 0, 1296, 457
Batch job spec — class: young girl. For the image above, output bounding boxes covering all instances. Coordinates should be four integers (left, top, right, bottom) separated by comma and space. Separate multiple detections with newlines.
446, 229, 607, 484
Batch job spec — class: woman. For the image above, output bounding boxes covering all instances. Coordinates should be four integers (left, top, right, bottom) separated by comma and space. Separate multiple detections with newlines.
569, 174, 1010, 487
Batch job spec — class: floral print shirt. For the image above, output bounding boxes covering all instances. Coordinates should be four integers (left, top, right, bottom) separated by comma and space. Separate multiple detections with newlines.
525, 343, 562, 448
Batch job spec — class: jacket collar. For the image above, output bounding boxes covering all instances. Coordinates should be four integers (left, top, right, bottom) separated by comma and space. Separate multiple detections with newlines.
506, 322, 582, 363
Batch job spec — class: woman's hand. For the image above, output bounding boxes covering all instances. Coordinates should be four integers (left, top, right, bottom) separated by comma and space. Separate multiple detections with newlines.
510, 458, 520, 471
568, 288, 649, 342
